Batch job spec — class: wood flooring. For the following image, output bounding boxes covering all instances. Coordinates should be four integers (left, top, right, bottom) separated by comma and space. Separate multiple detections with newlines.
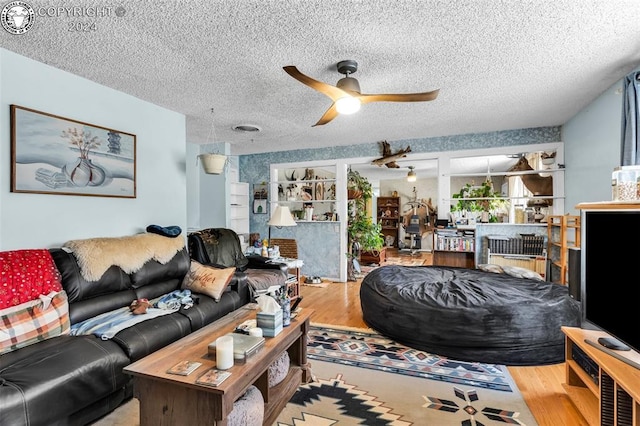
299, 249, 588, 426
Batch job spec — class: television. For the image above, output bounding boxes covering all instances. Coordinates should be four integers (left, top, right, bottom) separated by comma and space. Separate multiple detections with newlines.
581, 209, 640, 368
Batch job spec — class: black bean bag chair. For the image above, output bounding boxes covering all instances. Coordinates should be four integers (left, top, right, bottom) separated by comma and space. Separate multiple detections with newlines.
360, 265, 581, 366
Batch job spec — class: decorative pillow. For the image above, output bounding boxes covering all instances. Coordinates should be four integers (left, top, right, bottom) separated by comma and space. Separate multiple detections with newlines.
181, 261, 236, 302
501, 265, 545, 281
0, 290, 70, 355
0, 249, 62, 309
477, 263, 504, 274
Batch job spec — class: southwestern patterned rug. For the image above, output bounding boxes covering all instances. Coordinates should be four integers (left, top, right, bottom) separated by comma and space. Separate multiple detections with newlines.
275, 324, 538, 425
92, 324, 537, 425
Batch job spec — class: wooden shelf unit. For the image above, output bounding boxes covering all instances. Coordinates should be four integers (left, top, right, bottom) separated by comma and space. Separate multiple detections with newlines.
547, 215, 580, 284
562, 326, 640, 426
432, 227, 476, 268
377, 196, 400, 248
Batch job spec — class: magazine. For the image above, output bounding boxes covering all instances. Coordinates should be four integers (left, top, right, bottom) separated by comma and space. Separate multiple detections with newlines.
196, 368, 231, 387
166, 360, 202, 376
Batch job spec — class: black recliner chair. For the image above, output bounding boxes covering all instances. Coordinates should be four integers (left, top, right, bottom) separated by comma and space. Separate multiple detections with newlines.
188, 228, 287, 299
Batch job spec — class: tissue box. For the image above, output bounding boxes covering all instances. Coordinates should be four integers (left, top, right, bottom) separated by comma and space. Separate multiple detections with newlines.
257, 310, 283, 337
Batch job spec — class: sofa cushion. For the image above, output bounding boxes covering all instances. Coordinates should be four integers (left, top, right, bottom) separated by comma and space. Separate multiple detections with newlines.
179, 291, 246, 331
0, 249, 62, 309
0, 290, 70, 355
0, 335, 130, 426
181, 261, 236, 302
50, 248, 132, 304
130, 248, 190, 288
501, 265, 545, 281
110, 312, 192, 361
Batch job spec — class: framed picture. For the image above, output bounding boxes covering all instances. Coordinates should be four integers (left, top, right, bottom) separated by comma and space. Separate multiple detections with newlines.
253, 183, 268, 214
10, 105, 136, 198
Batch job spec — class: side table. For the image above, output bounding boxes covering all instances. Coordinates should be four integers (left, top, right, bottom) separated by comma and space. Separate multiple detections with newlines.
269, 257, 303, 302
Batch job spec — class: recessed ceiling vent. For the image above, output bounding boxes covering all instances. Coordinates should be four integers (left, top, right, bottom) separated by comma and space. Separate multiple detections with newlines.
232, 124, 261, 132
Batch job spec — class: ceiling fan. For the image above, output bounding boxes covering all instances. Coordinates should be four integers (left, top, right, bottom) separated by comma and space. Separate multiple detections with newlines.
283, 60, 439, 126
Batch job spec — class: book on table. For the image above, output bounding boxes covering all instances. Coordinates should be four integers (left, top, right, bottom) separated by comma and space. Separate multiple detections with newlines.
196, 368, 231, 387
166, 360, 202, 376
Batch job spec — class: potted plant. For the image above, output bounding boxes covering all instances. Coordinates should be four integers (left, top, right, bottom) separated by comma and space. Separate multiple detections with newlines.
347, 169, 372, 200
347, 170, 384, 280
451, 180, 507, 223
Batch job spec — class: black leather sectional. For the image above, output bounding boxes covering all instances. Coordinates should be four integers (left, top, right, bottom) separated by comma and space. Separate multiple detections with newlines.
0, 246, 251, 426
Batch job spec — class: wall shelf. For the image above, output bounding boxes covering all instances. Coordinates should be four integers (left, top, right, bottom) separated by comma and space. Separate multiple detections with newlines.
444, 168, 564, 178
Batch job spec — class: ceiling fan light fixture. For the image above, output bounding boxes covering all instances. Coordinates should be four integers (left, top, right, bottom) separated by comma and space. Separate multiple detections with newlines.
407, 166, 417, 182
335, 96, 361, 115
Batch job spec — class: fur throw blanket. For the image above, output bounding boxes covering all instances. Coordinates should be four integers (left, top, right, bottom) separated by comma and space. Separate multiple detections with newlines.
64, 233, 185, 282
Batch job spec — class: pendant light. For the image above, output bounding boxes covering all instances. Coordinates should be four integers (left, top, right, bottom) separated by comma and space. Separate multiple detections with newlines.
198, 108, 228, 174
407, 166, 417, 182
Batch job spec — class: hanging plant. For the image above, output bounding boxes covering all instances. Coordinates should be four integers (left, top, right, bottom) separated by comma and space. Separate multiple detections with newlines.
451, 180, 507, 222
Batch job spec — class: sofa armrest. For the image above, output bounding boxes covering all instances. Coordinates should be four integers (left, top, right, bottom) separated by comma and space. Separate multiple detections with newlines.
246, 255, 288, 272
229, 272, 250, 303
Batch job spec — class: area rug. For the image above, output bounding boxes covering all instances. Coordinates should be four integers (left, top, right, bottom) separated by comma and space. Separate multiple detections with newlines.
92, 325, 537, 426
276, 324, 538, 425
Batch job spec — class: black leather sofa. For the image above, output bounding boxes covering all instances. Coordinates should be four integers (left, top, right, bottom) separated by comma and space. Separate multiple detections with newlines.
0, 238, 256, 426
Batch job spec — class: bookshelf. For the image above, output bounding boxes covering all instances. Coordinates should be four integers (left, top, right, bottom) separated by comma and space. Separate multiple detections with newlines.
433, 227, 475, 268
547, 215, 580, 284
377, 196, 400, 248
485, 234, 547, 279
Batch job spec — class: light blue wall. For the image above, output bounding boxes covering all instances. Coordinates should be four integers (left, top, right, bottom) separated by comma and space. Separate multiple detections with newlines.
0, 49, 187, 249
563, 80, 624, 213
187, 142, 229, 231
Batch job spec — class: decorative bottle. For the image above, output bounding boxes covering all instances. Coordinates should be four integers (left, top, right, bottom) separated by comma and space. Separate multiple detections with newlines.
280, 288, 291, 327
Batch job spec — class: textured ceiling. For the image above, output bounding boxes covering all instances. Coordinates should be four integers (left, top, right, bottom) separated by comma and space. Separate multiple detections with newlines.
2, 1, 640, 156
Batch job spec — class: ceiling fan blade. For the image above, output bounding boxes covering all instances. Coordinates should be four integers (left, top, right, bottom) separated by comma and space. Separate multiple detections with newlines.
283, 66, 351, 102
359, 89, 440, 104
312, 103, 339, 127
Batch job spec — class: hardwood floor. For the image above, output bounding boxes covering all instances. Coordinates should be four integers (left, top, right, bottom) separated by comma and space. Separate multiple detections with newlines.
299, 249, 588, 426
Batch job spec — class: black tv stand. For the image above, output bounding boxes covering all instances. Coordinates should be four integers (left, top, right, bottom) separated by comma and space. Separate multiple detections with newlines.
597, 337, 631, 351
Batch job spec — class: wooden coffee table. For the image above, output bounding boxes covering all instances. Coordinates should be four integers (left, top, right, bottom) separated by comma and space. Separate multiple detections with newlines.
124, 306, 313, 425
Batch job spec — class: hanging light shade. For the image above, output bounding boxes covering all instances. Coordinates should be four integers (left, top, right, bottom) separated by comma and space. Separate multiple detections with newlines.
407, 166, 417, 182
199, 108, 228, 175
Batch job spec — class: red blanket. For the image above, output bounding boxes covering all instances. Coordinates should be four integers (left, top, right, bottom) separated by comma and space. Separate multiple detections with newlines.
0, 249, 62, 310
